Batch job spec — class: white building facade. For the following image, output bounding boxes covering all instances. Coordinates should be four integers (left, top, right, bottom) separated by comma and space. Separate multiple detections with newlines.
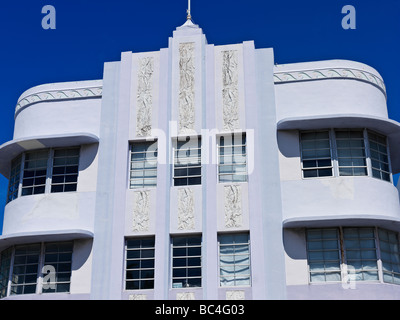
0, 20, 400, 300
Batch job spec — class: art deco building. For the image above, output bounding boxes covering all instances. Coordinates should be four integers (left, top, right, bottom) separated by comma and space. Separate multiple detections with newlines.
0, 18, 400, 300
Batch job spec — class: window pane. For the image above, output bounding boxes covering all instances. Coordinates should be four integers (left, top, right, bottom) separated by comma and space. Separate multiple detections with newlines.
218, 134, 247, 183
343, 227, 378, 281
129, 142, 158, 189
51, 148, 80, 194
10, 244, 40, 295
368, 131, 391, 182
379, 229, 400, 284
174, 138, 201, 186
306, 229, 341, 283
336, 130, 367, 177
300, 131, 332, 179
22, 150, 48, 196
218, 234, 250, 287
125, 238, 155, 290
172, 236, 202, 288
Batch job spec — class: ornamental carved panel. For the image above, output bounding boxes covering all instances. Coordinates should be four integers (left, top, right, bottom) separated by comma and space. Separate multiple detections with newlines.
177, 187, 195, 230
222, 50, 239, 131
132, 191, 150, 232
179, 42, 195, 134
136, 57, 154, 137
224, 185, 242, 228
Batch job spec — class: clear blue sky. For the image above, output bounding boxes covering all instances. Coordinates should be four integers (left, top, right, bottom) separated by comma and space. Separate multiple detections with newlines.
0, 0, 399, 232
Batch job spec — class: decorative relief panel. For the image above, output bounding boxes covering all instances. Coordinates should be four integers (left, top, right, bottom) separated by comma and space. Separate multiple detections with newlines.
177, 292, 195, 300
136, 57, 154, 137
179, 42, 195, 134
222, 50, 239, 131
178, 188, 195, 230
226, 290, 245, 300
132, 191, 150, 232
224, 185, 242, 228
129, 294, 147, 300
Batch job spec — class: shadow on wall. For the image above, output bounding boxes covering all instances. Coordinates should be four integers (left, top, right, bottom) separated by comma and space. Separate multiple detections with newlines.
282, 228, 307, 260
276, 130, 300, 159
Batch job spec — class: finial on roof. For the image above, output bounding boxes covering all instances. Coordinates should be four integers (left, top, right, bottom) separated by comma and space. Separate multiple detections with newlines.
187, 0, 192, 20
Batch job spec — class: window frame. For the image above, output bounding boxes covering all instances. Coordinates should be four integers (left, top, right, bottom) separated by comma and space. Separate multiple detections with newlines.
218, 233, 251, 287
299, 129, 393, 183
299, 130, 334, 179
6, 147, 81, 203
172, 136, 202, 187
171, 235, 202, 289
124, 237, 156, 291
306, 227, 400, 285
129, 140, 158, 189
0, 241, 74, 298
217, 133, 248, 183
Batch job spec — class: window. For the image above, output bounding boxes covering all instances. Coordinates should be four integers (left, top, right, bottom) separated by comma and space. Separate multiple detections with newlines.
379, 229, 400, 284
10, 244, 41, 295
306, 227, 400, 285
343, 227, 378, 281
125, 238, 155, 290
0, 248, 12, 298
6, 147, 80, 203
300, 131, 333, 178
172, 236, 202, 288
7, 156, 21, 203
368, 131, 391, 182
299, 129, 392, 182
335, 130, 367, 177
218, 233, 251, 287
51, 148, 80, 193
22, 150, 49, 196
129, 142, 158, 189
42, 242, 73, 293
173, 137, 201, 186
218, 134, 247, 183
306, 228, 341, 282
0, 242, 73, 297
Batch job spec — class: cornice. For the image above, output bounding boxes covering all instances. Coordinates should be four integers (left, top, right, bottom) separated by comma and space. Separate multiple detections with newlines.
15, 86, 103, 115
273, 67, 386, 98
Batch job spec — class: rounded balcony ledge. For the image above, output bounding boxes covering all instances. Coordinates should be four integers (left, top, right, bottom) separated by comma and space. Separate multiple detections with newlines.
277, 113, 400, 173
0, 229, 93, 251
283, 214, 400, 232
0, 132, 99, 177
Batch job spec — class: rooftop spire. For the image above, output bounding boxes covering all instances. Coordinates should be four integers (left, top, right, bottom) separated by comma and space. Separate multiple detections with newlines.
187, 0, 192, 20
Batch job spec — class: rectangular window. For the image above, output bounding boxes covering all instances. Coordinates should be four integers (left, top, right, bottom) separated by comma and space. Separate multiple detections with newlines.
378, 229, 400, 284
22, 150, 49, 196
343, 227, 378, 281
300, 131, 333, 178
0, 241, 74, 298
7, 156, 21, 203
335, 130, 367, 176
306, 228, 341, 282
172, 236, 202, 288
173, 137, 201, 186
42, 242, 73, 293
125, 238, 155, 290
51, 148, 80, 193
10, 244, 40, 295
218, 134, 247, 183
129, 142, 158, 189
0, 248, 12, 298
218, 233, 251, 287
368, 131, 391, 182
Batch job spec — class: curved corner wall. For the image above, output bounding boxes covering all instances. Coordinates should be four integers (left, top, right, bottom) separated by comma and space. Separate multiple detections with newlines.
13, 80, 103, 141
274, 59, 388, 122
